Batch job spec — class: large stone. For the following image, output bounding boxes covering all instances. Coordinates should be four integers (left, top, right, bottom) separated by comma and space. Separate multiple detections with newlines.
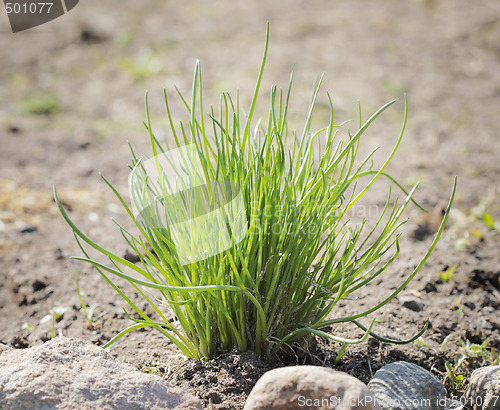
0, 343, 13, 355
367, 361, 446, 409
463, 365, 500, 410
244, 365, 378, 409
0, 336, 202, 409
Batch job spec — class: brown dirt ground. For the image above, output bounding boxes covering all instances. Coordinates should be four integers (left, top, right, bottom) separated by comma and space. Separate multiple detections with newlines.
1, 1, 499, 409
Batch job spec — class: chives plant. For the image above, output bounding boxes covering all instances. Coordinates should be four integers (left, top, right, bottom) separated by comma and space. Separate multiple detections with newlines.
54, 28, 456, 361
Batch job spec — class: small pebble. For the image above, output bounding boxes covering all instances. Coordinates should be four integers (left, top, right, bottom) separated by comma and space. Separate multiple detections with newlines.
20, 225, 37, 234
8, 125, 20, 134
400, 295, 425, 312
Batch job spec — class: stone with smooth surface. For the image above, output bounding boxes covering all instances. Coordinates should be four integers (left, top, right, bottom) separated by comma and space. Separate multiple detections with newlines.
367, 361, 446, 409
0, 336, 202, 409
244, 365, 378, 409
399, 295, 425, 312
0, 343, 13, 355
463, 365, 500, 410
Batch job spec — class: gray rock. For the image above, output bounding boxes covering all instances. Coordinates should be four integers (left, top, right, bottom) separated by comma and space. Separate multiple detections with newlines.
0, 336, 202, 409
399, 295, 425, 312
463, 365, 500, 409
244, 365, 377, 409
367, 361, 446, 409
0, 343, 13, 355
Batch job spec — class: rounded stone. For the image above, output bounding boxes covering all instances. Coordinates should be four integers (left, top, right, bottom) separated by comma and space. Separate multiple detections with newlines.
244, 365, 377, 409
367, 361, 446, 409
463, 365, 500, 410
0, 336, 202, 409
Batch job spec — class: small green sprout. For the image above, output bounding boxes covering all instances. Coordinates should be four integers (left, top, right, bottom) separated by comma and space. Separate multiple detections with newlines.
458, 338, 499, 363
22, 323, 35, 332
454, 237, 470, 252
483, 212, 499, 231
471, 197, 500, 231
20, 94, 61, 115
41, 306, 69, 340
119, 47, 162, 81
76, 270, 104, 330
453, 297, 464, 313
54, 27, 456, 361
413, 336, 431, 348
439, 265, 457, 282
444, 336, 500, 395
439, 333, 454, 353
445, 361, 465, 395
40, 306, 71, 324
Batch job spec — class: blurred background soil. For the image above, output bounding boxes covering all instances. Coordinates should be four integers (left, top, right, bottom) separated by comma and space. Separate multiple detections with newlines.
0, 1, 499, 408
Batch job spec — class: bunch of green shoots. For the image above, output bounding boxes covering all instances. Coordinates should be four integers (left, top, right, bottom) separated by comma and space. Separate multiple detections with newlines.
54, 28, 456, 361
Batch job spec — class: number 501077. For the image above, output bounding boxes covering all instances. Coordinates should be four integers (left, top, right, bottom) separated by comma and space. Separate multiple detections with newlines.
5, 3, 54, 14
